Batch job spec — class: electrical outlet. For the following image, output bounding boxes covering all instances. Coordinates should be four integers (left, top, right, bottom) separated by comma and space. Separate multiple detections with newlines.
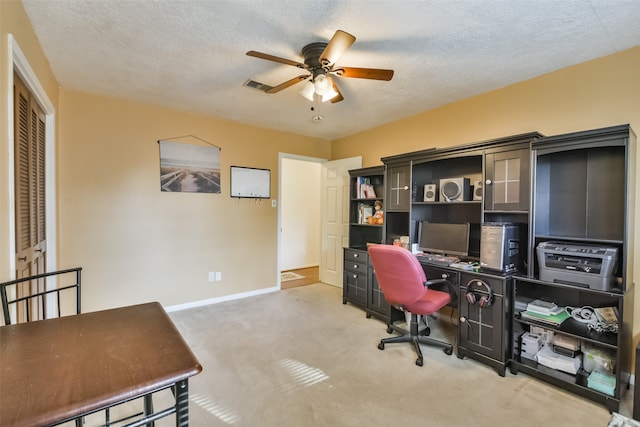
271, 199, 277, 207
215, 272, 222, 281
208, 272, 215, 282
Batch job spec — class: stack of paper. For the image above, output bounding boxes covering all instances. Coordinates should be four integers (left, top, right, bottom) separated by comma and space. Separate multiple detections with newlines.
526, 299, 564, 315
521, 300, 570, 326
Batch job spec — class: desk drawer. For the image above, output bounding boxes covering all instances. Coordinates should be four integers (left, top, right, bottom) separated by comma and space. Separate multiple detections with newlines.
344, 259, 367, 274
422, 265, 457, 284
344, 248, 368, 263
344, 248, 368, 273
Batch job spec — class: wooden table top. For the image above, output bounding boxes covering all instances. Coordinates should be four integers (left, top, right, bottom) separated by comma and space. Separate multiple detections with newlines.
0, 301, 202, 427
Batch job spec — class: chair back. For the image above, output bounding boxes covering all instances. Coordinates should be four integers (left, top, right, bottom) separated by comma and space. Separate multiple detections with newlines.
367, 245, 427, 307
0, 268, 82, 325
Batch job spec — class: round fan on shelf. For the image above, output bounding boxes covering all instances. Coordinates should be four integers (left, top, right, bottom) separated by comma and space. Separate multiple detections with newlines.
246, 30, 394, 103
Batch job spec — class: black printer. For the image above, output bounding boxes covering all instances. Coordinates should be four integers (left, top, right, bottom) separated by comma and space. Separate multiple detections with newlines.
536, 241, 618, 291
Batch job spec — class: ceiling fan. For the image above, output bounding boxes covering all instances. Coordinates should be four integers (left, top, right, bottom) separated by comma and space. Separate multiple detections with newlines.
246, 30, 394, 103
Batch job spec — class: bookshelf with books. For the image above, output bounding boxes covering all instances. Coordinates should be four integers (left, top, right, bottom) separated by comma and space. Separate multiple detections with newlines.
344, 166, 392, 322
348, 167, 385, 249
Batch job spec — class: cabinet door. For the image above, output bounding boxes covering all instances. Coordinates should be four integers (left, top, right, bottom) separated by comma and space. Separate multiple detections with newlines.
386, 165, 411, 211
459, 292, 504, 361
343, 270, 367, 305
367, 266, 390, 316
485, 149, 529, 211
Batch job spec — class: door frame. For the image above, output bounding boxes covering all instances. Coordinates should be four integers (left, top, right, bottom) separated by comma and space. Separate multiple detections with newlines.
4, 35, 57, 281
277, 153, 326, 289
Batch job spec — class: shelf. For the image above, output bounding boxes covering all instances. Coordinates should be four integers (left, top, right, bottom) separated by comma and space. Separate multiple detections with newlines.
533, 234, 623, 245
517, 356, 586, 384
512, 360, 621, 411
412, 200, 481, 206
515, 275, 625, 296
485, 209, 528, 214
352, 197, 383, 201
514, 313, 618, 348
350, 223, 384, 228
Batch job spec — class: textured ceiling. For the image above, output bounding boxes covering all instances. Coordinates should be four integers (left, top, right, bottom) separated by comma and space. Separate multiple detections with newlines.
21, 0, 640, 140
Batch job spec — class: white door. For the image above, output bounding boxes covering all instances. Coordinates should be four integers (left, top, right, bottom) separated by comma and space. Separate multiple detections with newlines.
320, 157, 362, 287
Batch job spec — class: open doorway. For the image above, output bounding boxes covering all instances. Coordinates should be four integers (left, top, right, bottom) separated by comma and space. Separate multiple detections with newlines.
278, 154, 362, 290
279, 155, 322, 289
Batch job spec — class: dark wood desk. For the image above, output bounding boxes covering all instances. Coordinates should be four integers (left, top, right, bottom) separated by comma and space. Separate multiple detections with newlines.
0, 301, 202, 427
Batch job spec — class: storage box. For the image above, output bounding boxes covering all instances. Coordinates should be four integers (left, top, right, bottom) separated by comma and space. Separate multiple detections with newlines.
553, 334, 580, 351
583, 342, 615, 373
536, 344, 582, 375
587, 370, 616, 396
530, 325, 554, 344
552, 334, 581, 358
521, 332, 543, 359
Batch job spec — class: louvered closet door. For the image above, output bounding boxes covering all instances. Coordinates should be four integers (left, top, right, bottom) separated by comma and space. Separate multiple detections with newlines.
13, 72, 47, 321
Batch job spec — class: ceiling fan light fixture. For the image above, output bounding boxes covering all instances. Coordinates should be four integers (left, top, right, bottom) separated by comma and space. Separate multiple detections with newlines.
321, 85, 339, 103
299, 81, 315, 101
313, 74, 333, 96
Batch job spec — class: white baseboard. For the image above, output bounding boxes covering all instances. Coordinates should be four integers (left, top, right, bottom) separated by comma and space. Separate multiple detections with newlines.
165, 286, 279, 313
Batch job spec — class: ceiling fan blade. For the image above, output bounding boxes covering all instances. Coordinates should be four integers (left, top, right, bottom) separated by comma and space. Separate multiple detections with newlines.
335, 66, 394, 81
265, 75, 310, 93
320, 30, 356, 66
330, 79, 344, 103
246, 51, 306, 68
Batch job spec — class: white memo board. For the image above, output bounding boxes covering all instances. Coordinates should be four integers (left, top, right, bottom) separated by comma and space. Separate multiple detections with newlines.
230, 166, 270, 198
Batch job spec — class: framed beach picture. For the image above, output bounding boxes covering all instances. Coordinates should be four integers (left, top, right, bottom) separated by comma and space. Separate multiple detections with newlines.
159, 140, 221, 193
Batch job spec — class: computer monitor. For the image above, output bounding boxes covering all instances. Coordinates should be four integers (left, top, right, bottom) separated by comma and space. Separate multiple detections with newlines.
418, 222, 470, 257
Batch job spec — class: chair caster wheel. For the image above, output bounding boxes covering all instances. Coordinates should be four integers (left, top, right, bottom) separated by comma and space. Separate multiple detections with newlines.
420, 327, 431, 336
386, 326, 393, 334
416, 358, 423, 367
378, 342, 385, 350
444, 347, 453, 356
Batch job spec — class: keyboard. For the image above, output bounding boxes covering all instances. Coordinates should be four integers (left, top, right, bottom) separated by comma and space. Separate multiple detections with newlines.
449, 262, 475, 271
417, 253, 459, 266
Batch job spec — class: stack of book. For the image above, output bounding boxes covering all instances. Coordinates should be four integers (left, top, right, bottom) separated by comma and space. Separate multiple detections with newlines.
520, 299, 570, 326
356, 177, 377, 199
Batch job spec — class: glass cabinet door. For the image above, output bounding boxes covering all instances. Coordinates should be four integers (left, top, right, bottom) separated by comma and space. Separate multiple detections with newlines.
485, 149, 529, 212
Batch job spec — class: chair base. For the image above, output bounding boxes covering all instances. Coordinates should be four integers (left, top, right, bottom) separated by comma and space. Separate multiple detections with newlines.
378, 312, 453, 366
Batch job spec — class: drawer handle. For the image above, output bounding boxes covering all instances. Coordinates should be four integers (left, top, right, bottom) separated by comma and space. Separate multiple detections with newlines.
353, 264, 359, 269
353, 253, 359, 258
441, 273, 449, 279
353, 274, 357, 279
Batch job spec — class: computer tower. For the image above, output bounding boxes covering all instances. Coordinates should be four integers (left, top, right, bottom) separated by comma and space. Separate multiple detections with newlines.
480, 223, 520, 272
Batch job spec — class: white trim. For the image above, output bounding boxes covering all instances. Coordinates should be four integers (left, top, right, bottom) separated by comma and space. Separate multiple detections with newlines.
7, 35, 58, 313
4, 35, 16, 275
164, 286, 279, 312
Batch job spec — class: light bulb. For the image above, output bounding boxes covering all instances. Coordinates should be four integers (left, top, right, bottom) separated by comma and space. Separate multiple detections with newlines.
314, 75, 332, 96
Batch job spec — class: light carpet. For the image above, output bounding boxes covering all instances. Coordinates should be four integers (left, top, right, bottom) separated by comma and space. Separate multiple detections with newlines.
159, 283, 635, 426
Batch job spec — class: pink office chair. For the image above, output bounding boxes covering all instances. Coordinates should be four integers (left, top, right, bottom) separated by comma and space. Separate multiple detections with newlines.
368, 244, 454, 366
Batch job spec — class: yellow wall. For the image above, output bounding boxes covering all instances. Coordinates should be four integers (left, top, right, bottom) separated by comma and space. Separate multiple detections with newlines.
57, 90, 329, 311
0, 0, 58, 282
